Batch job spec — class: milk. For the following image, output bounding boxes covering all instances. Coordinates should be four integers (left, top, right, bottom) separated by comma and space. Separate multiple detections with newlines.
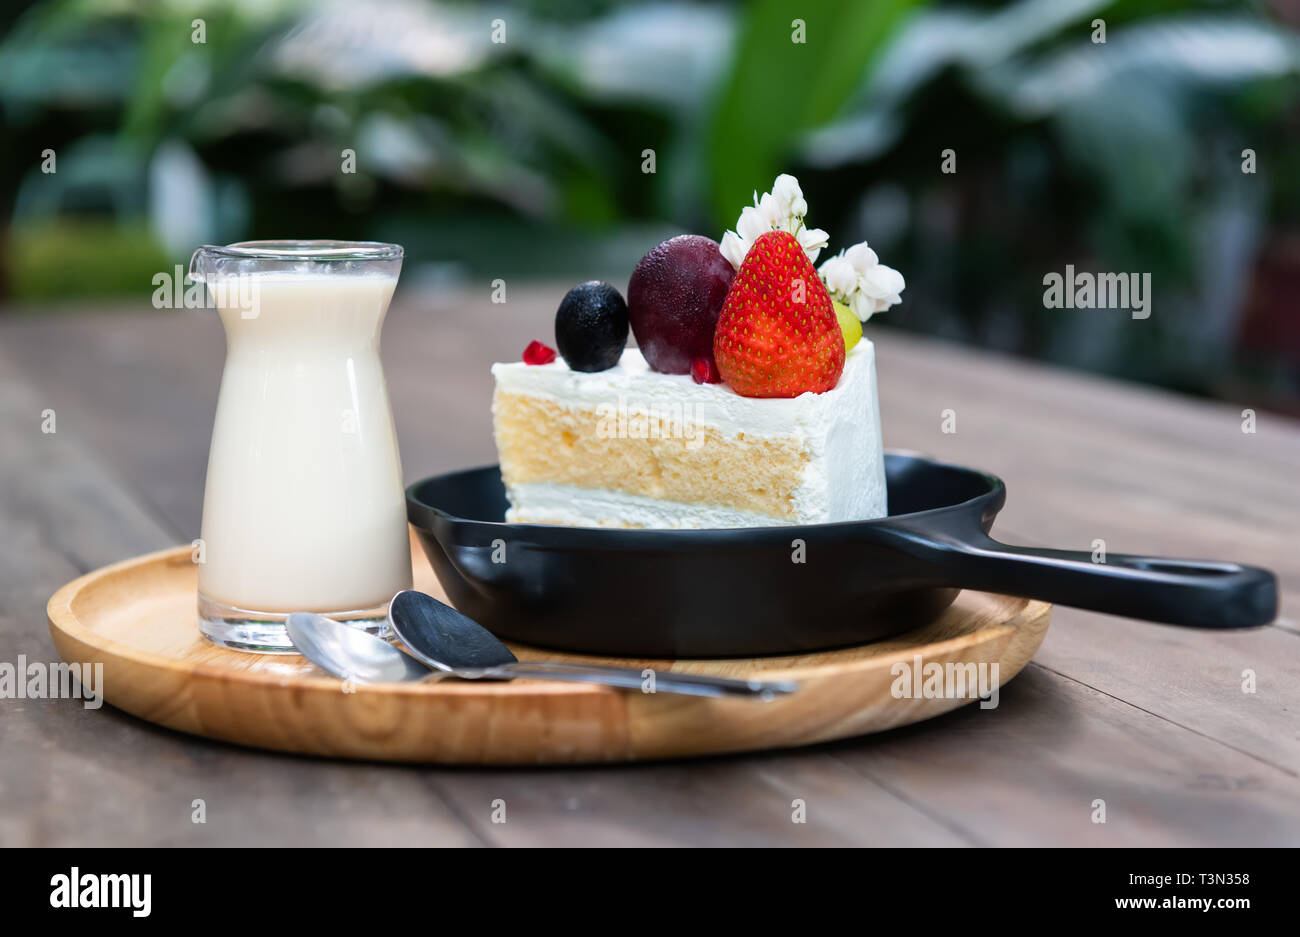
198, 273, 411, 617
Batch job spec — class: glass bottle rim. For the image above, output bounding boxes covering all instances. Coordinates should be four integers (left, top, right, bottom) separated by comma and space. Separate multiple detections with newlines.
195, 240, 404, 262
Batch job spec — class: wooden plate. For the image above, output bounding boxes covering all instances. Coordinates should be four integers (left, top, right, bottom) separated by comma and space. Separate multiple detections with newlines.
47, 532, 1050, 764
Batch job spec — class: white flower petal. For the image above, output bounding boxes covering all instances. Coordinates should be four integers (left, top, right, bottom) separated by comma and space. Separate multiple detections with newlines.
719, 230, 747, 270
736, 205, 769, 244
797, 226, 829, 249
844, 241, 878, 272
877, 263, 905, 294
857, 272, 885, 299
772, 174, 802, 217
864, 263, 904, 296
818, 254, 857, 297
849, 290, 873, 322
859, 264, 905, 309
757, 191, 784, 228
797, 226, 829, 264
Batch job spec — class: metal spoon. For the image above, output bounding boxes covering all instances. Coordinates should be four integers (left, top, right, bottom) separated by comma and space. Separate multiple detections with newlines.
285, 612, 431, 684
387, 590, 797, 700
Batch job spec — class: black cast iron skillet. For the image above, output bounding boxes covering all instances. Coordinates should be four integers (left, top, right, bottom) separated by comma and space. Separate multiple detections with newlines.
406, 452, 1278, 659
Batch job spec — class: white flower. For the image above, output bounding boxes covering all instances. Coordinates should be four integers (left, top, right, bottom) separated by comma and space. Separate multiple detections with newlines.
771, 174, 804, 219
796, 226, 829, 264
844, 241, 879, 273
818, 254, 857, 296
849, 290, 873, 321
859, 263, 905, 314
719, 173, 823, 269
719, 230, 747, 271
735, 205, 769, 244
860, 264, 904, 301
816, 242, 905, 321
755, 191, 784, 228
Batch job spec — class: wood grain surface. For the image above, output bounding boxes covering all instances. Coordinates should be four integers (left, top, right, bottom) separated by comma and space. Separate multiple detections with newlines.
1, 284, 1297, 845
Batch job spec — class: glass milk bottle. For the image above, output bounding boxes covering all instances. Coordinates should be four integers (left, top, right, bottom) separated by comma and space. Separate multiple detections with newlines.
190, 241, 411, 652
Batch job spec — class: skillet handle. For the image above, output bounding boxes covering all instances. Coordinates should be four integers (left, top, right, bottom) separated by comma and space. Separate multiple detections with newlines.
936, 530, 1277, 629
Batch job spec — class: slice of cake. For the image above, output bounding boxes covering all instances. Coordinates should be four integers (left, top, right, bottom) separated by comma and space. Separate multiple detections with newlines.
492, 342, 886, 528
491, 173, 905, 530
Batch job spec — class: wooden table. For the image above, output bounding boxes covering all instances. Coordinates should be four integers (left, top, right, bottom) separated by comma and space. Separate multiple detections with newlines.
2, 285, 1297, 847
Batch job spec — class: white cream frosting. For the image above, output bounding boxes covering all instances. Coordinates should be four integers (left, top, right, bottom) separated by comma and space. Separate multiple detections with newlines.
492, 341, 887, 527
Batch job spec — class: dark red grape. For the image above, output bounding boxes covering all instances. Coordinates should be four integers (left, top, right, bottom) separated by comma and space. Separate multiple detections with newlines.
627, 235, 735, 374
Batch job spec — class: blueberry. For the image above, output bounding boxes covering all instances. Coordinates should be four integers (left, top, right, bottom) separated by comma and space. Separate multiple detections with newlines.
555, 281, 629, 372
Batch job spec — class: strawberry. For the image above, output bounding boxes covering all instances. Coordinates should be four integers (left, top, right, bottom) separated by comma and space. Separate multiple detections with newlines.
713, 230, 845, 397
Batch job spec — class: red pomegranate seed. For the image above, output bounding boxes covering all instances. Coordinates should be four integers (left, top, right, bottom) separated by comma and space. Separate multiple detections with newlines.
690, 356, 722, 384
522, 340, 558, 365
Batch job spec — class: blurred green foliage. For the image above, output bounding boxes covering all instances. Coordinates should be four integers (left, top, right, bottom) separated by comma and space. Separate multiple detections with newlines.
707, 0, 917, 220
7, 219, 168, 305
